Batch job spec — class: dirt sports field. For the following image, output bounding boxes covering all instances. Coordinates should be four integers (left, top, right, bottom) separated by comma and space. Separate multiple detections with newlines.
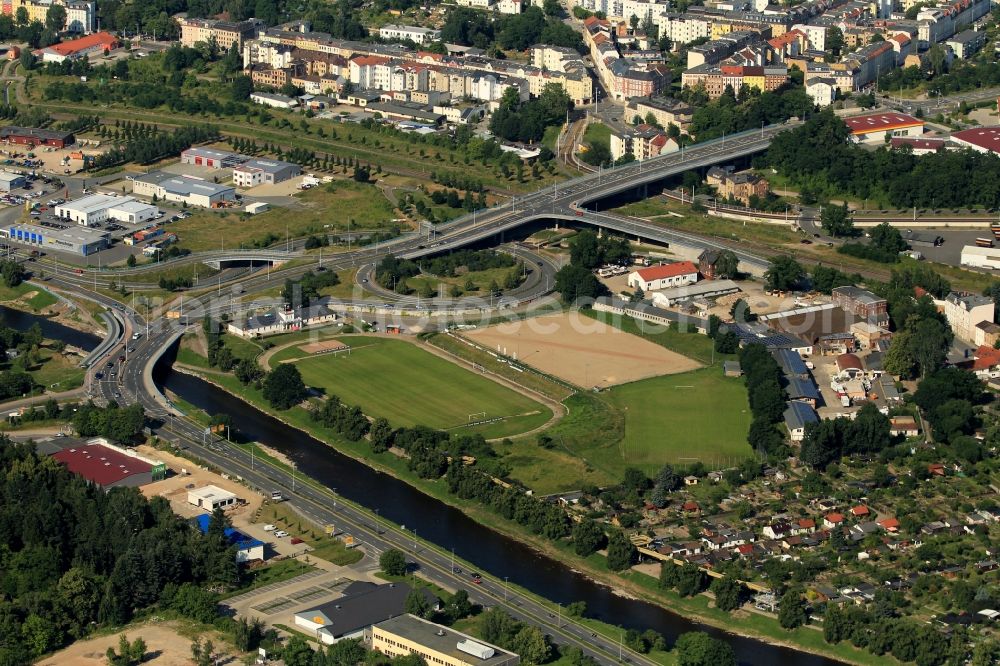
464, 312, 701, 387
38, 621, 228, 666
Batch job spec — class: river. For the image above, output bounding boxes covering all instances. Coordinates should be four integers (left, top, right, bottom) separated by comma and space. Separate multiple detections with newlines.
1, 303, 844, 666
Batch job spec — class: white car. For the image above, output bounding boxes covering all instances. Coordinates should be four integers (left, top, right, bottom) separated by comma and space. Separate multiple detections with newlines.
273, 530, 289, 538
263, 524, 276, 532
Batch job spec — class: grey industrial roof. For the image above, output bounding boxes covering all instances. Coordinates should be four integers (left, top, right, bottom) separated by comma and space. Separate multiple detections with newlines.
784, 401, 818, 430
235, 158, 299, 174
134, 171, 234, 197
374, 614, 517, 666
7, 222, 109, 245
294, 582, 437, 638
832, 286, 885, 305
0, 171, 24, 182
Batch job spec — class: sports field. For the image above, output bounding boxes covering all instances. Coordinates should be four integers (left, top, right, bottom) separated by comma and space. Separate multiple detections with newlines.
287, 337, 552, 439
605, 367, 753, 471
463, 312, 701, 388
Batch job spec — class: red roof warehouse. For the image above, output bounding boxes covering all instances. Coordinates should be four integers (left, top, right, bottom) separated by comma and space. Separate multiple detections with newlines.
51, 441, 165, 488
951, 126, 1000, 155
34, 31, 118, 63
627, 261, 698, 291
0, 126, 75, 148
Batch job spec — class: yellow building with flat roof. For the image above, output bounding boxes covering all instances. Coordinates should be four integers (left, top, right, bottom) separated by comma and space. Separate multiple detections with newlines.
371, 614, 520, 666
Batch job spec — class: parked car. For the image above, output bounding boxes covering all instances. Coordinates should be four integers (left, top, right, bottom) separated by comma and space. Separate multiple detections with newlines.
273, 530, 289, 538
263, 524, 276, 532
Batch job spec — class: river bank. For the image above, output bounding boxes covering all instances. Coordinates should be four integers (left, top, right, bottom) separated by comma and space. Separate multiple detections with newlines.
170, 361, 882, 666
0, 281, 105, 338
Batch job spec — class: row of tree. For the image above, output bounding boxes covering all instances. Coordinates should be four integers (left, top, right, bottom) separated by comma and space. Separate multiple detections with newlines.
766, 108, 1000, 208
739, 343, 789, 457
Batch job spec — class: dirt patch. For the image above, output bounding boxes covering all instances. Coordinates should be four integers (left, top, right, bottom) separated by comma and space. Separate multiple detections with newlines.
463, 312, 701, 388
38, 620, 232, 666
299, 339, 350, 354
137, 445, 263, 531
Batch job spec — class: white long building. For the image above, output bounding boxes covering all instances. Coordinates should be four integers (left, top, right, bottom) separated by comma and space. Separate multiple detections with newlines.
378, 24, 441, 45
55, 194, 159, 226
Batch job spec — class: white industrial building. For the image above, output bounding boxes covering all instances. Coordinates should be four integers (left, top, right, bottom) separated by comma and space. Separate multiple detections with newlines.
232, 158, 301, 188
131, 172, 236, 208
378, 24, 442, 45
187, 485, 238, 511
961, 245, 1000, 270
55, 194, 160, 226
250, 92, 299, 109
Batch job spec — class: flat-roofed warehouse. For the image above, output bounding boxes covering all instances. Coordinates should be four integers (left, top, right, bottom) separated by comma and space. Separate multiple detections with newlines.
180, 146, 248, 169
232, 158, 301, 188
55, 194, 160, 226
0, 171, 25, 192
371, 614, 519, 666
2, 222, 109, 256
131, 171, 236, 208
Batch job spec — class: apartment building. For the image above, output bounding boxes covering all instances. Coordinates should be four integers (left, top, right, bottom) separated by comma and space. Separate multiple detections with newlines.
681, 64, 788, 99
610, 124, 679, 161
4, 0, 94, 33
944, 292, 995, 345
706, 167, 769, 205
626, 96, 693, 131
831, 286, 888, 326
178, 17, 263, 51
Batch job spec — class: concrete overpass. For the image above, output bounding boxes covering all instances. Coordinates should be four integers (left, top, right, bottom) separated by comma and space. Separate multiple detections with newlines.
404, 123, 795, 271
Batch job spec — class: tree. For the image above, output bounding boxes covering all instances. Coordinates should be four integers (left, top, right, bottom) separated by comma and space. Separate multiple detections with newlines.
106, 634, 146, 666
846, 403, 891, 453
764, 256, 804, 291
261, 364, 307, 409
572, 519, 606, 556
543, 0, 561, 15
404, 589, 430, 617
821, 202, 853, 237
231, 74, 253, 100
800, 419, 842, 469
605, 530, 637, 571
571, 230, 602, 269
870, 222, 907, 254
45, 3, 66, 31
714, 249, 739, 279
729, 298, 755, 323
674, 632, 737, 666
710, 575, 742, 612
379, 548, 407, 576
553, 264, 605, 303
281, 636, 314, 666
778, 589, 807, 629
714, 330, 739, 354
126, 254, 136, 268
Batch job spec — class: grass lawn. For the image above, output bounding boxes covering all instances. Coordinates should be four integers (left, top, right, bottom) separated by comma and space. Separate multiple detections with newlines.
257, 502, 363, 566
28, 348, 86, 391
25, 289, 58, 311
169, 181, 395, 252
287, 336, 552, 438
583, 122, 611, 148
406, 265, 521, 297
607, 367, 752, 472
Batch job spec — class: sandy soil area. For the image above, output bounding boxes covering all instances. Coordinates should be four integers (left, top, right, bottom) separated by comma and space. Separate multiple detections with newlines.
137, 445, 263, 529
243, 175, 312, 197
464, 311, 701, 387
38, 621, 230, 666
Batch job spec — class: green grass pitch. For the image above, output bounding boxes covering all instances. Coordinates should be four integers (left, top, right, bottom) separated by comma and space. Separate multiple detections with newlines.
289, 337, 552, 439
606, 367, 754, 471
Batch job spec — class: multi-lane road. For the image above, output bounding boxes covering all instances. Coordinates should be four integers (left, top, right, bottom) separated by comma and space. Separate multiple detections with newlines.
31, 122, 812, 664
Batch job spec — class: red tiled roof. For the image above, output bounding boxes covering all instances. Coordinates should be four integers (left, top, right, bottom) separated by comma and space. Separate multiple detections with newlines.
635, 261, 697, 282
682, 501, 699, 511
890, 137, 945, 151
41, 32, 118, 57
798, 518, 815, 529
836, 353, 864, 371
52, 443, 152, 487
825, 512, 844, 523
972, 345, 1000, 370
878, 518, 900, 530
844, 112, 922, 135
852, 505, 870, 516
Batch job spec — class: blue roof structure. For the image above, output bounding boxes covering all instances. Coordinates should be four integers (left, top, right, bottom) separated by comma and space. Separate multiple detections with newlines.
193, 514, 264, 551
785, 375, 821, 402
784, 401, 819, 431
774, 348, 810, 378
